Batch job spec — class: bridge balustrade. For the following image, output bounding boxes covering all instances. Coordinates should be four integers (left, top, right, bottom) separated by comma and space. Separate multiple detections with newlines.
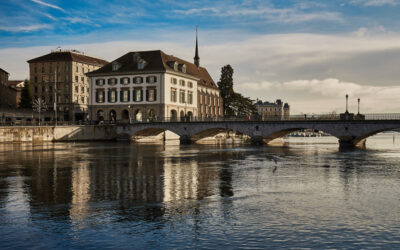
2, 113, 400, 126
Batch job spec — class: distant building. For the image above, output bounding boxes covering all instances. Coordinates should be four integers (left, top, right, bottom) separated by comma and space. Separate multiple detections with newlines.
256, 99, 290, 120
0, 68, 8, 86
5, 80, 24, 108
0, 68, 24, 108
87, 34, 222, 122
27, 50, 108, 121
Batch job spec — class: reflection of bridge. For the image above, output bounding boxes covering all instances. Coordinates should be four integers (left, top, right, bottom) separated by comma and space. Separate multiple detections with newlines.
116, 114, 400, 147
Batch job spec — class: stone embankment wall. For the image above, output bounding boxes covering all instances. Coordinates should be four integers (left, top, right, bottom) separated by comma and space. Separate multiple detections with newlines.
0, 126, 116, 143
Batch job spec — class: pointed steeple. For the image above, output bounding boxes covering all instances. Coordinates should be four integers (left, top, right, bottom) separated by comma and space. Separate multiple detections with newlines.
194, 26, 200, 67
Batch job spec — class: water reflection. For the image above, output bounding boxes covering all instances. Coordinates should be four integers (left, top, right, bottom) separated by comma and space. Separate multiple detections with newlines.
0, 134, 399, 248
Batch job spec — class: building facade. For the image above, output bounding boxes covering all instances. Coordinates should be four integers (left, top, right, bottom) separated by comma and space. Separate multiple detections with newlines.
87, 49, 223, 122
0, 68, 24, 108
3, 80, 24, 108
0, 68, 8, 86
256, 99, 290, 120
27, 50, 108, 121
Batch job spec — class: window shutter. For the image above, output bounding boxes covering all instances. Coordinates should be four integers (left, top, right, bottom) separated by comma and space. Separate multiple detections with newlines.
120, 90, 123, 102
146, 89, 149, 101
140, 89, 143, 101
107, 90, 110, 102
154, 89, 157, 101
96, 91, 99, 103
128, 89, 130, 102
133, 90, 136, 101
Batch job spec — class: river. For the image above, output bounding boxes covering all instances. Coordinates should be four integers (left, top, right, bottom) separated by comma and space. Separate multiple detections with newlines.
0, 133, 399, 249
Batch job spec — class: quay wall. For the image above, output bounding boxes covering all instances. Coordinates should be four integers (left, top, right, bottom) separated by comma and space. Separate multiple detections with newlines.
0, 126, 116, 143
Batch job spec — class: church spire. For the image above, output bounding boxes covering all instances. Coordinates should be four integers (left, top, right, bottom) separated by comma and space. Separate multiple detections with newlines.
194, 26, 200, 67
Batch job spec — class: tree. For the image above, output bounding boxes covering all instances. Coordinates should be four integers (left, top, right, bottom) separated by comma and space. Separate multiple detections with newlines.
217, 65, 235, 116
32, 97, 47, 126
19, 79, 33, 109
217, 65, 256, 117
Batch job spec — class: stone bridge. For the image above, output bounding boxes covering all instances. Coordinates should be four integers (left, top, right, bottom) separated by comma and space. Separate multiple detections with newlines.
116, 120, 400, 147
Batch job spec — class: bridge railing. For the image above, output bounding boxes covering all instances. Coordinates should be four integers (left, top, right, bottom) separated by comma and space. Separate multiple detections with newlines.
2, 113, 400, 126
363, 113, 400, 120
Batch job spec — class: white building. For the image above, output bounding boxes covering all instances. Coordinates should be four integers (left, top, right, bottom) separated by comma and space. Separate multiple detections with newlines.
87, 49, 222, 122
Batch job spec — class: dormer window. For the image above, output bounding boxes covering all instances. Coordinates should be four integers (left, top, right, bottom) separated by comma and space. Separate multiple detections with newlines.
138, 59, 146, 70
178, 64, 187, 73
112, 62, 120, 71
173, 61, 178, 71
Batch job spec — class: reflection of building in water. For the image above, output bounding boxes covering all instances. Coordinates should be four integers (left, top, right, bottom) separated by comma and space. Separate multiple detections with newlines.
69, 162, 91, 226
3, 143, 222, 224
163, 158, 220, 203
163, 160, 199, 202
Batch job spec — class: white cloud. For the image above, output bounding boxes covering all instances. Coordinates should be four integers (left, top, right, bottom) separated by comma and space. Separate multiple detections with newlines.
0, 24, 51, 32
236, 79, 400, 113
31, 0, 65, 11
174, 5, 343, 23
2, 30, 400, 113
351, 0, 398, 6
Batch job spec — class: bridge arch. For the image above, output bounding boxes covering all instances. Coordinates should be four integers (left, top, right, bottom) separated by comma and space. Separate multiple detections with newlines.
189, 127, 252, 143
261, 127, 337, 144
352, 127, 400, 146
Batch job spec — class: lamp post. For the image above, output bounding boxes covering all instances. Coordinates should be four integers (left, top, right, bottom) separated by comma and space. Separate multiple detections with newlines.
345, 94, 349, 113
357, 98, 360, 115
54, 70, 57, 126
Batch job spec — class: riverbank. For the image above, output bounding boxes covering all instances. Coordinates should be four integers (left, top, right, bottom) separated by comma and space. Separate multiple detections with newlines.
0, 126, 116, 143
0, 126, 249, 144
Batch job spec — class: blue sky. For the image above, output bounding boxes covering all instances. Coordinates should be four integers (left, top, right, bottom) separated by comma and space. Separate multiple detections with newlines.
1, 0, 400, 48
1, 0, 400, 113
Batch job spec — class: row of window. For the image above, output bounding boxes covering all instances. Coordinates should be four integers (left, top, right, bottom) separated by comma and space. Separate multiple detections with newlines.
33, 95, 71, 104
34, 85, 54, 93
199, 105, 220, 115
170, 89, 193, 104
75, 76, 87, 83
95, 76, 157, 86
199, 94, 220, 106
170, 78, 193, 88
33, 63, 95, 75
95, 88, 157, 103
34, 75, 66, 83
74, 85, 89, 94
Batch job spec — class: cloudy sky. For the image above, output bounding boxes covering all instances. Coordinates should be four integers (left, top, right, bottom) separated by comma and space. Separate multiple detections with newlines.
1, 0, 400, 114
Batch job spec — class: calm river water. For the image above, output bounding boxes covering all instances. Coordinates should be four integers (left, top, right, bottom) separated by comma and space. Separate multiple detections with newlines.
0, 134, 400, 249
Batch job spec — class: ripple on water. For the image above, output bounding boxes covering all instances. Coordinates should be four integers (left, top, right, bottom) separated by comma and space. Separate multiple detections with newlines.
0, 134, 400, 248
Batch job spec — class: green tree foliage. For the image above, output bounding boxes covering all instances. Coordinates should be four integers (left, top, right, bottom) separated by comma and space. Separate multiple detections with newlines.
19, 79, 33, 109
217, 65, 256, 117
